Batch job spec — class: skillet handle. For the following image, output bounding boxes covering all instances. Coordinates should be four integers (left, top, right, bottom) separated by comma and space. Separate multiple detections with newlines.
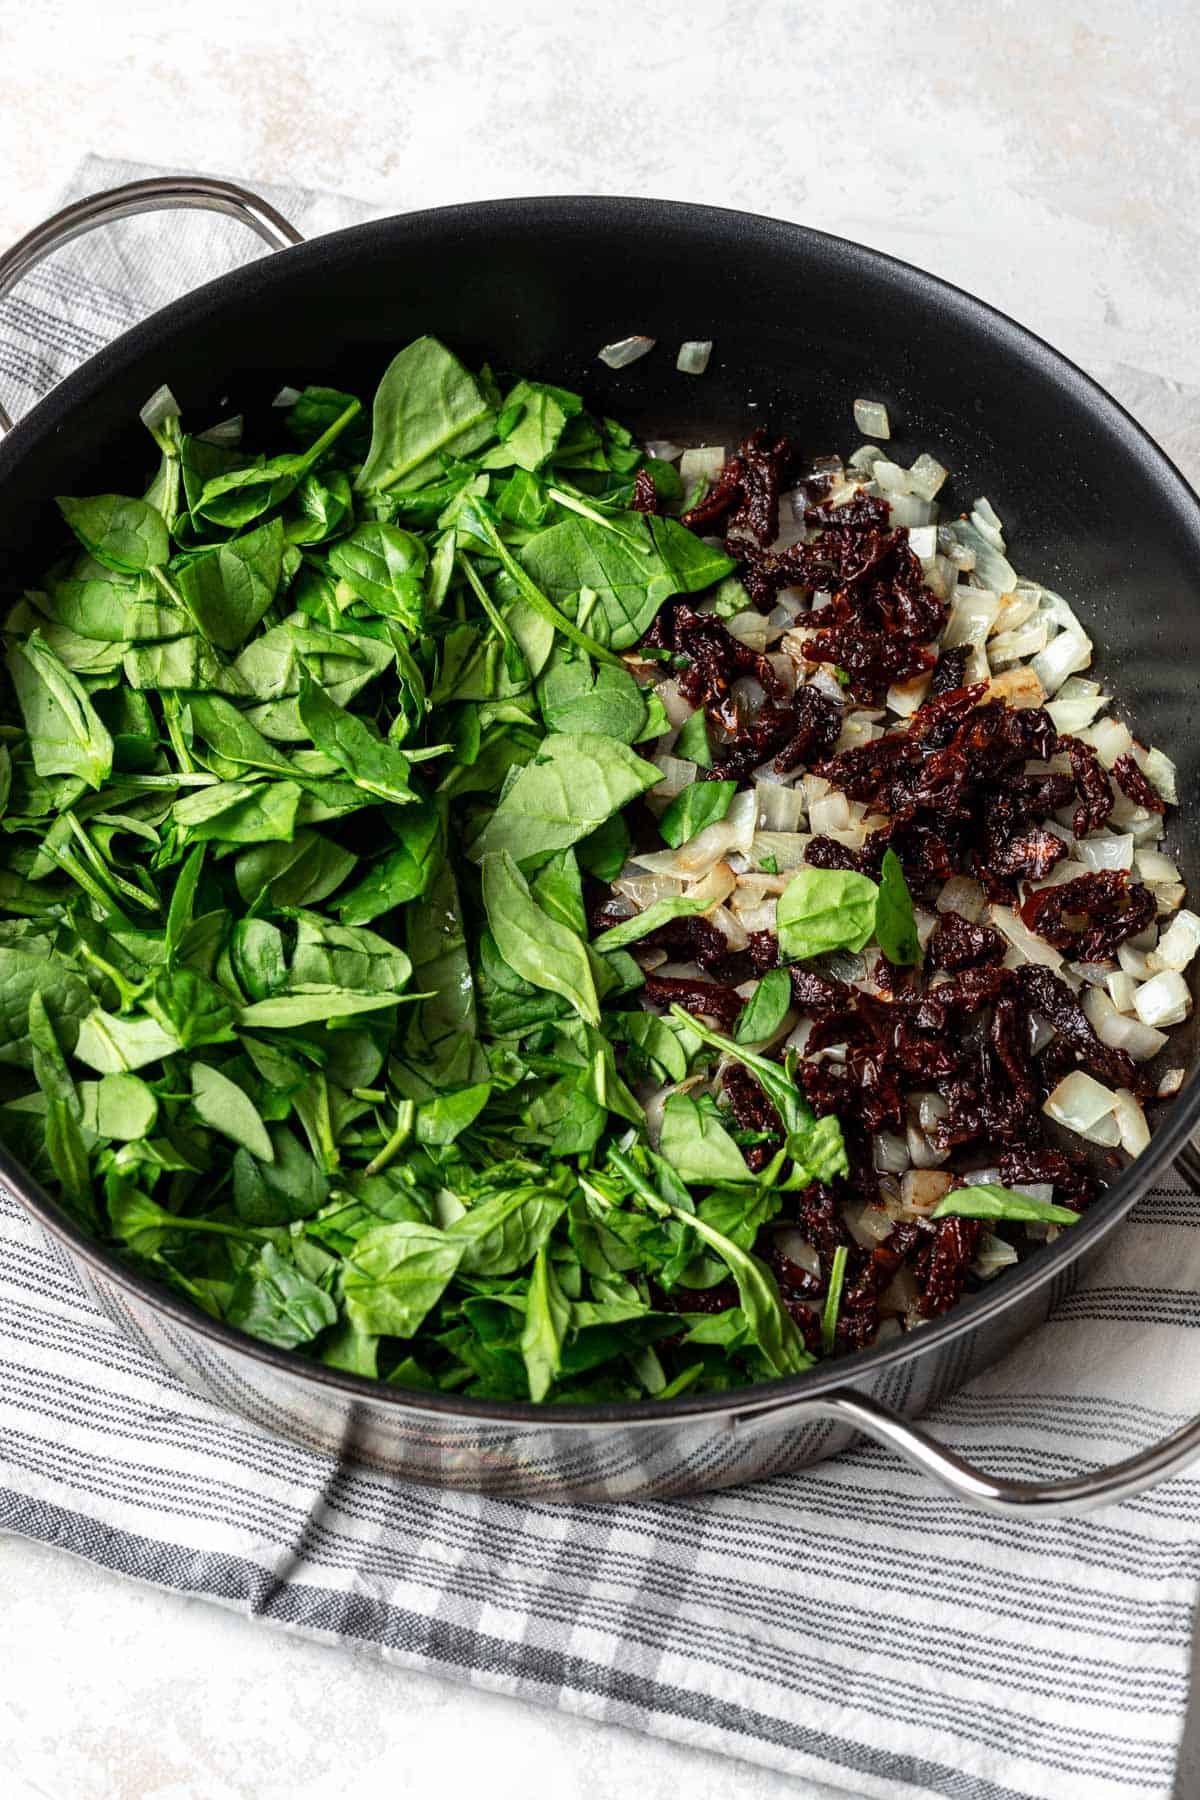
0, 175, 304, 435
736, 1138, 1200, 1518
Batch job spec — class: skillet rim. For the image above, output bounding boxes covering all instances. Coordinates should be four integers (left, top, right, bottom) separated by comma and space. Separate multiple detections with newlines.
1, 192, 1198, 1429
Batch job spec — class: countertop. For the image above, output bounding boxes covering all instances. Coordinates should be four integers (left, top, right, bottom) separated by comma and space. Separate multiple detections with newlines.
0, 2, 1198, 1796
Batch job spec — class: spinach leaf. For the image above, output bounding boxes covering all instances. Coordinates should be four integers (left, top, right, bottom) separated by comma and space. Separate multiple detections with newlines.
343, 1220, 464, 1335
10, 631, 114, 789
590, 895, 711, 951
521, 511, 735, 649
298, 678, 415, 804
875, 847, 921, 966
173, 517, 284, 651
447, 1185, 565, 1275
660, 1092, 754, 1186
776, 866, 878, 961
328, 524, 426, 629
57, 494, 169, 573
482, 850, 599, 1027
470, 732, 659, 862
191, 1062, 274, 1161
734, 967, 792, 1044
521, 1245, 569, 1401
659, 778, 736, 848
356, 336, 493, 492
821, 1243, 848, 1356
536, 650, 648, 742
670, 1206, 810, 1377
931, 1184, 1080, 1226
337, 800, 443, 923
673, 707, 712, 767
497, 378, 582, 471
226, 1242, 337, 1349
79, 1072, 159, 1141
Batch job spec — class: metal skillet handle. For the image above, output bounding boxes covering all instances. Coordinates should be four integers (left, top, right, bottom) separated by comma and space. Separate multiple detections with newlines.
0, 175, 305, 435
736, 1140, 1200, 1518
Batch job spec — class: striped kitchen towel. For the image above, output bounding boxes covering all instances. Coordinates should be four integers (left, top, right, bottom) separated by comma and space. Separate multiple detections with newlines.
1, 157, 1199, 1800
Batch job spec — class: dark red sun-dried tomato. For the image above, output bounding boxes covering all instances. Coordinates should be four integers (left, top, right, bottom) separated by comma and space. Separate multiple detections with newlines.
772, 685, 843, 773
789, 965, 854, 1016
805, 830, 892, 877
746, 929, 781, 974
664, 604, 789, 733
1010, 962, 1136, 1088
930, 645, 971, 695
636, 913, 736, 975
1112, 753, 1165, 814
997, 1145, 1096, 1212
721, 1064, 783, 1172
631, 467, 659, 514
642, 973, 744, 1029
1061, 736, 1114, 838
805, 619, 935, 705
680, 427, 796, 545
927, 909, 1006, 971
915, 1216, 983, 1316
1019, 871, 1156, 962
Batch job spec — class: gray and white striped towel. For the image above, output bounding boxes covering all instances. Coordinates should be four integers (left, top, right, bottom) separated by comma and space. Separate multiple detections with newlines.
1, 158, 1198, 1800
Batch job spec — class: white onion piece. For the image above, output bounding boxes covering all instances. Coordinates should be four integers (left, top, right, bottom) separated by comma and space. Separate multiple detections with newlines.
1047, 695, 1108, 734
1118, 942, 1154, 980
1159, 1068, 1185, 1097
1079, 716, 1134, 769
872, 460, 912, 496
1073, 834, 1134, 872
1031, 626, 1093, 697
197, 414, 244, 447
907, 524, 938, 559
1044, 1070, 1121, 1146
613, 872, 684, 910
853, 398, 890, 439
756, 782, 806, 832
767, 589, 806, 629
849, 1204, 896, 1248
676, 340, 713, 375
1028, 1013, 1056, 1055
884, 492, 936, 528
749, 831, 810, 871
140, 384, 181, 430
1082, 986, 1169, 1060
643, 438, 683, 461
989, 905, 1063, 969
707, 904, 749, 951
598, 335, 655, 368
808, 790, 852, 835
937, 877, 987, 922
907, 453, 948, 501
785, 1019, 813, 1056
655, 678, 692, 728
725, 610, 771, 652
686, 862, 736, 907
1148, 909, 1200, 973
942, 587, 1001, 681
271, 384, 302, 409
649, 754, 698, 799
849, 444, 886, 471
950, 519, 1017, 593
1135, 848, 1181, 884
873, 1131, 910, 1174
1155, 883, 1187, 915
735, 900, 780, 934
973, 1233, 1020, 1280
900, 1169, 952, 1214
775, 1232, 821, 1277
1133, 970, 1191, 1028
1135, 744, 1178, 805
1113, 1088, 1151, 1157
1106, 971, 1138, 1014
906, 1123, 948, 1169
880, 1264, 920, 1317
887, 672, 931, 717
678, 445, 725, 488
987, 667, 1047, 710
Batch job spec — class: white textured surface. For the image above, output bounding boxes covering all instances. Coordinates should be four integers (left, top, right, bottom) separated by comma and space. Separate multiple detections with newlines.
0, 2, 1197, 1796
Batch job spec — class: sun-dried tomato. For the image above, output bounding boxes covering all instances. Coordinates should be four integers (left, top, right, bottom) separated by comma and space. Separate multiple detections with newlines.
805, 830, 892, 876
805, 619, 935, 704
803, 490, 892, 534
1010, 962, 1136, 1088
789, 966, 854, 1016
927, 909, 1006, 971
721, 1063, 783, 1171
664, 604, 789, 733
631, 466, 659, 514
789, 1180, 851, 1264
642, 973, 744, 1029
704, 701, 798, 782
1019, 871, 1156, 962
637, 913, 736, 975
772, 685, 843, 773
997, 1145, 1096, 1212
680, 427, 796, 545
930, 645, 971, 695
1112, 753, 1165, 814
766, 1236, 822, 1300
989, 990, 1037, 1107
1061, 736, 1114, 838
915, 1216, 983, 1316
746, 930, 781, 974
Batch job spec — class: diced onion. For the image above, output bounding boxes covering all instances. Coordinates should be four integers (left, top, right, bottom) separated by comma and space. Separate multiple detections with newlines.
655, 679, 693, 728
755, 782, 806, 832
937, 877, 987, 922
1117, 942, 1154, 980
1148, 908, 1200, 973
1082, 986, 1169, 1060
907, 524, 938, 560
873, 1131, 910, 1174
1043, 1070, 1121, 1146
942, 588, 1001, 681
1113, 1088, 1151, 1157
973, 1233, 1020, 1280
900, 1169, 952, 1214
1158, 1068, 1185, 1097
883, 493, 935, 528
649, 754, 698, 799
989, 904, 1063, 968
686, 862, 736, 907
1079, 716, 1134, 769
676, 340, 713, 375
1133, 969, 1191, 1028
271, 384, 302, 408
775, 1231, 821, 1277
1073, 834, 1134, 872
1105, 971, 1138, 1014
197, 414, 243, 447
678, 445, 726, 489
139, 384, 181, 431
725, 610, 771, 652
598, 335, 655, 368
853, 398, 891, 439
613, 872, 684, 911
907, 453, 948, 501
1135, 745, 1178, 805
1135, 848, 1180, 884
